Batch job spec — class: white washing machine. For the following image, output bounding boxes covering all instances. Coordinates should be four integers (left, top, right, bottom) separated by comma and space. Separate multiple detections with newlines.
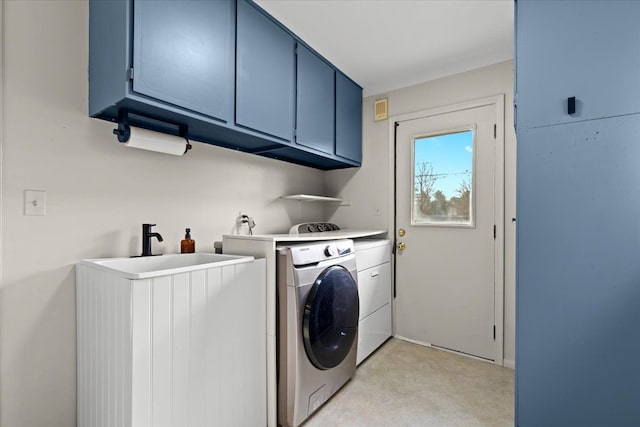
276, 239, 359, 427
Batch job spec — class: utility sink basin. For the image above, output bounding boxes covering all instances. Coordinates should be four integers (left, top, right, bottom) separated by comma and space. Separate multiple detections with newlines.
79, 253, 255, 279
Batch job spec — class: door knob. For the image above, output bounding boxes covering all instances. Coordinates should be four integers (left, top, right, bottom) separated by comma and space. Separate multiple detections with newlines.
396, 242, 406, 251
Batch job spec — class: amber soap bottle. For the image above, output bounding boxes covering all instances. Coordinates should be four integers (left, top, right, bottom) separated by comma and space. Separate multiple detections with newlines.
181, 228, 195, 253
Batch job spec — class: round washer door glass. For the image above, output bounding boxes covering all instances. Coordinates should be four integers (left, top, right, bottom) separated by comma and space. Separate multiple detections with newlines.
303, 265, 359, 370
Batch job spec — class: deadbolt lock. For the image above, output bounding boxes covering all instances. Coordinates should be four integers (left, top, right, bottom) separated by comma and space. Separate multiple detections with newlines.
398, 229, 406, 237
396, 242, 406, 251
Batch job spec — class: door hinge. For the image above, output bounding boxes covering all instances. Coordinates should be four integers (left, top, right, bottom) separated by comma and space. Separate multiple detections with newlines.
493, 325, 496, 340
493, 224, 496, 239
128, 68, 134, 81
493, 123, 497, 139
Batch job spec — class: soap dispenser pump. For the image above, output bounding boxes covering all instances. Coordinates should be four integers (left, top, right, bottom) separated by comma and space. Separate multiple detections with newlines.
181, 228, 195, 253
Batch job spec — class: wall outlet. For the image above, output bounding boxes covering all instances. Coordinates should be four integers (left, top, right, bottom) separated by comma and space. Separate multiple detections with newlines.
24, 190, 46, 216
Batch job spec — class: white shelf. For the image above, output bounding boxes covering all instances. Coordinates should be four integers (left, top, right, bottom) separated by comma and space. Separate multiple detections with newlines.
281, 194, 343, 203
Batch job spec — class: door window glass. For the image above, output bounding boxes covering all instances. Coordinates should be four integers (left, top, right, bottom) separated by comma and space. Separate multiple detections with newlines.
411, 128, 474, 226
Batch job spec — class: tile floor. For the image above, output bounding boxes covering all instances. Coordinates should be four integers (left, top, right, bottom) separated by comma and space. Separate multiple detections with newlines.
304, 338, 514, 427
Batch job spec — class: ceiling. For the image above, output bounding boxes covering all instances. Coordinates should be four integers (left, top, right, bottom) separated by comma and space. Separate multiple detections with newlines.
255, 0, 514, 97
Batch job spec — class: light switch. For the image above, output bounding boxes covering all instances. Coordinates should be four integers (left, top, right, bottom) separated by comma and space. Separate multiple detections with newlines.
24, 190, 46, 216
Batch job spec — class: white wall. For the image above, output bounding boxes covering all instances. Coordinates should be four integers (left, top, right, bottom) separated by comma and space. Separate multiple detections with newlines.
327, 61, 517, 368
0, 2, 326, 425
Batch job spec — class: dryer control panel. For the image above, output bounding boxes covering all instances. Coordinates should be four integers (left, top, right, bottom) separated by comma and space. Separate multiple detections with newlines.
289, 222, 341, 235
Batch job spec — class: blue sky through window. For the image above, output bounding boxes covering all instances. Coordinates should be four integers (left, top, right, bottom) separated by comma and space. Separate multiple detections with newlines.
414, 130, 473, 198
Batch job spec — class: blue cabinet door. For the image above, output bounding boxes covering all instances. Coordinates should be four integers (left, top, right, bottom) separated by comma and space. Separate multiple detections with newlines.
336, 72, 362, 163
296, 44, 335, 155
516, 116, 640, 427
236, 0, 295, 142
515, 0, 640, 129
133, 0, 233, 123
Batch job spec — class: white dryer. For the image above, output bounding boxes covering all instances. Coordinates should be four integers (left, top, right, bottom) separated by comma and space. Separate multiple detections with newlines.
276, 239, 359, 427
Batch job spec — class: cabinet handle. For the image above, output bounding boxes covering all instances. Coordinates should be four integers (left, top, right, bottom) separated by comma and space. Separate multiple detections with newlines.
568, 96, 576, 115
370, 271, 379, 278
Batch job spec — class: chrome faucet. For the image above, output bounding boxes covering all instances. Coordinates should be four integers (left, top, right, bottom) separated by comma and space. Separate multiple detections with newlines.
141, 223, 163, 256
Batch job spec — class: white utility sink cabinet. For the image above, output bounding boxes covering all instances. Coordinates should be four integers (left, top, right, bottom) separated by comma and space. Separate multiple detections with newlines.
76, 253, 267, 427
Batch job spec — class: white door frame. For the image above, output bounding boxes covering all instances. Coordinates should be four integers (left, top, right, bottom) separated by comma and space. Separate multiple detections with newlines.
387, 94, 505, 366
0, 0, 5, 416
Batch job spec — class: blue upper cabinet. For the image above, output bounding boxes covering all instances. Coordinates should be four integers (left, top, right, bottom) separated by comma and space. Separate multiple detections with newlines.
336, 71, 362, 163
236, 0, 295, 142
89, 0, 240, 147
89, 0, 361, 169
296, 44, 335, 155
133, 0, 232, 123
515, 0, 640, 129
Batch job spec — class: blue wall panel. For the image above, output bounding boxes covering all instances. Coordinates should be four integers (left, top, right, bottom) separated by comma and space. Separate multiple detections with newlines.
516, 115, 640, 426
516, 0, 640, 130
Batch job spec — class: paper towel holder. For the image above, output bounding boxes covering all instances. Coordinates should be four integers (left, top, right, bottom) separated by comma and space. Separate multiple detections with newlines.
112, 111, 192, 154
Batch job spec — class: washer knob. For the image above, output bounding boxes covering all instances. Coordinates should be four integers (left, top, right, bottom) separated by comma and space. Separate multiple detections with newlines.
324, 245, 337, 257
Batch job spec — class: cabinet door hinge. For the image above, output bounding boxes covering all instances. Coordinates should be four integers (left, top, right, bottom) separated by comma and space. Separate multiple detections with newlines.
128, 68, 134, 81
493, 325, 496, 340
493, 224, 496, 239
493, 123, 497, 139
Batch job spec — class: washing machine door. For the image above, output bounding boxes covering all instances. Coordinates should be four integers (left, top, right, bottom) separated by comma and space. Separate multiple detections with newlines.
303, 265, 359, 370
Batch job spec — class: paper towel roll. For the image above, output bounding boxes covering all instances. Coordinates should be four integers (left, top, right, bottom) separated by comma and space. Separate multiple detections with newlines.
116, 125, 190, 156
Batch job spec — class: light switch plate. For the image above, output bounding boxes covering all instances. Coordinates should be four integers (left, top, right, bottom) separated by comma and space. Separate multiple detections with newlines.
24, 190, 46, 216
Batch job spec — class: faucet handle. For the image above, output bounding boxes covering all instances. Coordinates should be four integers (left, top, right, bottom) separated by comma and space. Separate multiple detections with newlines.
142, 223, 156, 232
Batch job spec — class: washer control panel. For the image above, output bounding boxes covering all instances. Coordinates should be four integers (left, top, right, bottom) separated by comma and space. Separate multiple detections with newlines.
289, 222, 341, 235
287, 239, 354, 266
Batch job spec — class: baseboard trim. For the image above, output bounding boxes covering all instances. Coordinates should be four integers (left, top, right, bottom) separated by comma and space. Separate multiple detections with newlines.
394, 335, 498, 365
503, 358, 515, 370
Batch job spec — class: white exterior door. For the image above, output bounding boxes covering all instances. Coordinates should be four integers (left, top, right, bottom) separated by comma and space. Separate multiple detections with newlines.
394, 97, 503, 361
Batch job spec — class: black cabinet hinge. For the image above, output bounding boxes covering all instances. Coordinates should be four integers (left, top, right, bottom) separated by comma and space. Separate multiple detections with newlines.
493, 325, 496, 340
128, 68, 134, 81
493, 123, 497, 139
493, 224, 496, 239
